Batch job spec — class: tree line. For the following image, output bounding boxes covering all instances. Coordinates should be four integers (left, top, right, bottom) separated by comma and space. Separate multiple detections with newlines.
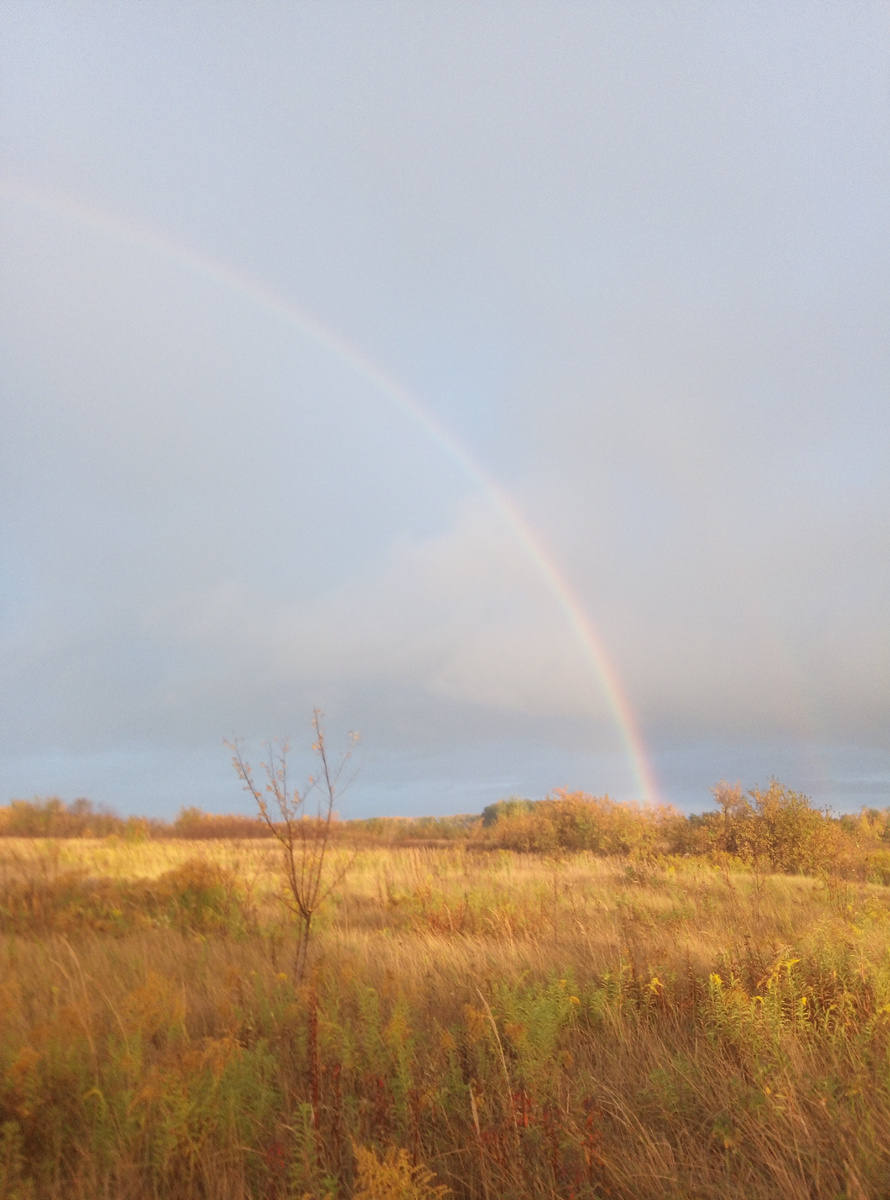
3, 784, 890, 881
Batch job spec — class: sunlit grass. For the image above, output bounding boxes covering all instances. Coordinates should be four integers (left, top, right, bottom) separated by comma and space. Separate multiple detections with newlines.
3, 839, 890, 1197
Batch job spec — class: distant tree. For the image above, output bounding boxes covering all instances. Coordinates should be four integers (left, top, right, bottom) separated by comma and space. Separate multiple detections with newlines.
481, 797, 537, 828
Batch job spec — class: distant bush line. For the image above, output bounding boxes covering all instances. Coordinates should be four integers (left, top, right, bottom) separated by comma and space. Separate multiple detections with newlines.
4, 785, 890, 880
0, 798, 478, 843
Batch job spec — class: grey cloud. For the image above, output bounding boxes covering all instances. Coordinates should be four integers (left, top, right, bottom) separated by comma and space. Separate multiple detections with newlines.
2, 3, 889, 813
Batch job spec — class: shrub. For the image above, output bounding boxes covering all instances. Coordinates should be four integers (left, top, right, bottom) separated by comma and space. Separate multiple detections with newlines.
0, 858, 244, 936
171, 807, 273, 839
483, 791, 679, 857
0, 797, 125, 839
711, 779, 835, 875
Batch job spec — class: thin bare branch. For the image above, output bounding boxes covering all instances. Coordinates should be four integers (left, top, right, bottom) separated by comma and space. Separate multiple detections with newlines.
227, 711, 358, 981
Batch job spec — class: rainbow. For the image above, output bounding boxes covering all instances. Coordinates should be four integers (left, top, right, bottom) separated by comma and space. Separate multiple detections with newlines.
0, 180, 661, 804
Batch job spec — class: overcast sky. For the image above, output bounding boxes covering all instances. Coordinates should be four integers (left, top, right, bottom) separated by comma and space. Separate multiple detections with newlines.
2, 3, 889, 818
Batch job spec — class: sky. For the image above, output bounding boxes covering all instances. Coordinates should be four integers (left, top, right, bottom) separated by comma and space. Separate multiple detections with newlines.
1, 3, 889, 819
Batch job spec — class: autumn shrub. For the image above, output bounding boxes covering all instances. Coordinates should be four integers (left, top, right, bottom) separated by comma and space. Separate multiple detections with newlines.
710, 779, 839, 875
154, 858, 246, 934
0, 858, 245, 936
864, 848, 890, 885
482, 790, 680, 857
0, 797, 125, 839
171, 807, 273, 839
480, 798, 537, 829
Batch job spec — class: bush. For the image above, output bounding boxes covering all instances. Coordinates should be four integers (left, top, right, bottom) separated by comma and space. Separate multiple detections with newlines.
0, 858, 245, 936
0, 797, 125, 839
171, 807, 272, 839
711, 780, 836, 875
482, 791, 680, 857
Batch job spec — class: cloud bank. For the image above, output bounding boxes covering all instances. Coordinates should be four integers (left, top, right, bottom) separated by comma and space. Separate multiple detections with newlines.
1, 3, 889, 813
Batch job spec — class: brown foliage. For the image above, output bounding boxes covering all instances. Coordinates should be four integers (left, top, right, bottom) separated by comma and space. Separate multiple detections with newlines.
481, 789, 683, 857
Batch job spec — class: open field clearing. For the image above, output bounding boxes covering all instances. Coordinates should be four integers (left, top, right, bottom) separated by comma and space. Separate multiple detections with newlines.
6, 7, 890, 1196
3, 837, 890, 1198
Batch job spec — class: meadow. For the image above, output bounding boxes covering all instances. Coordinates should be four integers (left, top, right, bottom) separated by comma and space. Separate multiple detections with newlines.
3, 799, 890, 1198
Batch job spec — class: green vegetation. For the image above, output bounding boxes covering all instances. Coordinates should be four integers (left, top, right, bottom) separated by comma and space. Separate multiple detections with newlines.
3, 784, 890, 1196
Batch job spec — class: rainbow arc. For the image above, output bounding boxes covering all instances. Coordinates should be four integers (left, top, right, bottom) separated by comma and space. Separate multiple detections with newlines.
0, 180, 660, 805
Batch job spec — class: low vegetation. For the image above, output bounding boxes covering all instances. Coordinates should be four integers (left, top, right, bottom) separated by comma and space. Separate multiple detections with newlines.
5, 782, 890, 881
3, 784, 890, 1197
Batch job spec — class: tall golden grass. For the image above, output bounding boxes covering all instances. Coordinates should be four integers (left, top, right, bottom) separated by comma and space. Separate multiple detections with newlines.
2, 834, 890, 1197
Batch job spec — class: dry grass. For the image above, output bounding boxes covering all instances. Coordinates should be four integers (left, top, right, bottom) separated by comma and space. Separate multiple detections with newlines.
2, 840, 890, 1197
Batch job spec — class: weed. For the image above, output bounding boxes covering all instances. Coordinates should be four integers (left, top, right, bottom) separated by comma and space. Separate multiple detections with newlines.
353, 1141, 449, 1199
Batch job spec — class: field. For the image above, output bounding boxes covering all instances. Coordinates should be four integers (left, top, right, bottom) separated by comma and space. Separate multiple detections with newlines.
2, 833, 890, 1199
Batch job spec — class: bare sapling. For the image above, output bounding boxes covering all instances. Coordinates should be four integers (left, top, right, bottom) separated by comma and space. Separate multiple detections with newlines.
227, 709, 358, 981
